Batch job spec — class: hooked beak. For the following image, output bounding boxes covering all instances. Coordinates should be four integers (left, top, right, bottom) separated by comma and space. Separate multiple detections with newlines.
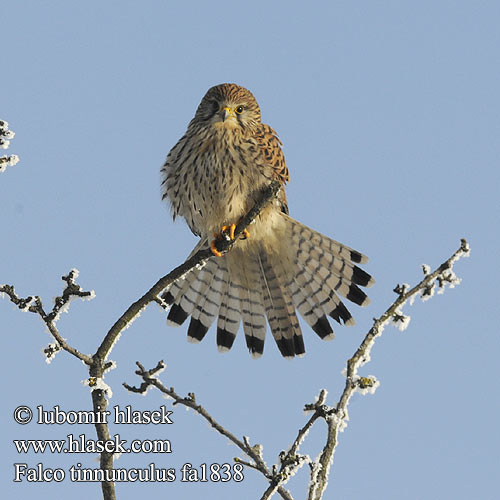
221, 106, 235, 122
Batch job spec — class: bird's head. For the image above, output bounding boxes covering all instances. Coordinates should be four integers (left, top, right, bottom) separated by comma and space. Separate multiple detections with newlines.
192, 83, 262, 132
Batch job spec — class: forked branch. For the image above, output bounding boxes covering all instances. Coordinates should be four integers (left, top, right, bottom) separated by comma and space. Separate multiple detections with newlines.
2, 147, 469, 500
125, 238, 470, 500
1, 180, 282, 500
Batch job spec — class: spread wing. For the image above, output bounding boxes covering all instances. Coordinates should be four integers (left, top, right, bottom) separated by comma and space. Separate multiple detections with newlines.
255, 124, 290, 214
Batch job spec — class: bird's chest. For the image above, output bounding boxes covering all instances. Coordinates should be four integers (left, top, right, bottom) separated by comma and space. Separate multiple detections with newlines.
181, 135, 265, 233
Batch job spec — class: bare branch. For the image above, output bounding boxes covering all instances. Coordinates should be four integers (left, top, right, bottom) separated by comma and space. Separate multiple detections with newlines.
2, 180, 282, 500
124, 239, 469, 500
307, 238, 470, 499
3, 153, 469, 500
0, 272, 94, 365
290, 389, 328, 457
89, 362, 116, 500
92, 180, 281, 500
124, 361, 294, 500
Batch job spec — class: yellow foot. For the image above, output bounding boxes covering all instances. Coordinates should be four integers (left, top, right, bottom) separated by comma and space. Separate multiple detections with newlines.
221, 224, 236, 240
210, 238, 223, 257
221, 223, 250, 241
210, 223, 251, 257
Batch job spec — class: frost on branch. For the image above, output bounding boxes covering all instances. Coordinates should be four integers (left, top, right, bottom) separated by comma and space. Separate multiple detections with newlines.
43, 343, 62, 364
436, 268, 461, 294
355, 376, 380, 395
0, 119, 19, 172
84, 377, 113, 398
1, 181, 287, 500
392, 306, 411, 331
1, 167, 469, 500
48, 269, 96, 323
391, 241, 469, 329
1, 270, 95, 366
420, 269, 436, 302
302, 239, 470, 500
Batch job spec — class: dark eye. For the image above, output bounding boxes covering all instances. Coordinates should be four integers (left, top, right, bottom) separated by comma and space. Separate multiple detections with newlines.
235, 105, 244, 114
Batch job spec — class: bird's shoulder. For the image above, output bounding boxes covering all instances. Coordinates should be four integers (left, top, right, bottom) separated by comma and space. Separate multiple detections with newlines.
253, 123, 289, 185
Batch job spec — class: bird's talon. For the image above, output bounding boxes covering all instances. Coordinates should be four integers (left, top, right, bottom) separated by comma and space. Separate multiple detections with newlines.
210, 239, 223, 257
211, 223, 249, 256
221, 224, 236, 240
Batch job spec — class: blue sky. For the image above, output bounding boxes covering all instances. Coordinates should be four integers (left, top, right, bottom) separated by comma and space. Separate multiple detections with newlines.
2, 2, 499, 499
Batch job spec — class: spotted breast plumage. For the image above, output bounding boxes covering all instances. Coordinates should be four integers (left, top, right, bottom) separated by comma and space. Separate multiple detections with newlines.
160, 83, 374, 358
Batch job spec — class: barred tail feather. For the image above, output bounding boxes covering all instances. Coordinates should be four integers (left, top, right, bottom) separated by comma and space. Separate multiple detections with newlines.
167, 259, 217, 327
187, 259, 226, 343
299, 253, 370, 307
259, 251, 304, 358
294, 233, 375, 289
160, 214, 373, 359
288, 271, 333, 340
284, 213, 370, 265
230, 252, 267, 357
216, 267, 241, 353
160, 238, 208, 308
292, 268, 338, 339
284, 214, 372, 331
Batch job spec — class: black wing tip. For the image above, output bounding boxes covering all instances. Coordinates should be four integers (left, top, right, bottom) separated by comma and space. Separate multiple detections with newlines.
350, 250, 363, 263
187, 317, 209, 343
352, 266, 375, 288
246, 336, 265, 358
329, 301, 355, 326
350, 250, 368, 264
167, 303, 189, 326
217, 327, 236, 352
160, 290, 175, 305
293, 334, 305, 356
311, 316, 335, 340
346, 284, 370, 307
276, 334, 305, 358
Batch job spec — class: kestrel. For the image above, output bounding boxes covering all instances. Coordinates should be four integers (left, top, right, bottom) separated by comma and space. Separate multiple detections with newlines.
161, 83, 374, 358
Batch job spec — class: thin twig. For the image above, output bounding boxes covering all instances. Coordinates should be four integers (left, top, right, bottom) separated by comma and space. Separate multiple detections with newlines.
124, 361, 294, 500
1, 180, 282, 500
307, 238, 470, 499
2, 196, 469, 500
0, 275, 93, 365
124, 239, 469, 500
